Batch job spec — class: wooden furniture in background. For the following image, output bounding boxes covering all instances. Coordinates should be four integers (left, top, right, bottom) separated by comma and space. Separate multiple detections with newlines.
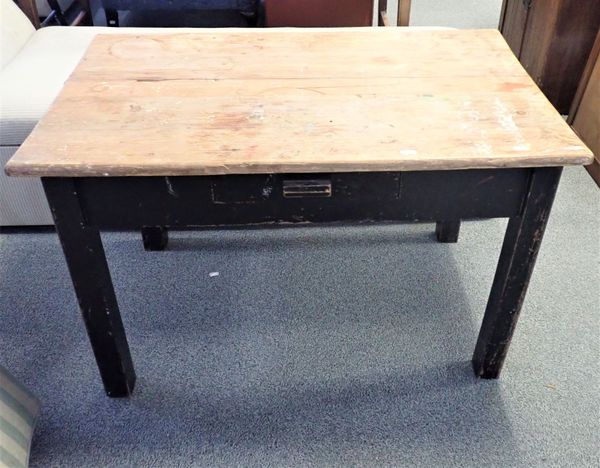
5, 29, 592, 396
379, 0, 411, 26
99, 0, 257, 28
397, 0, 411, 26
265, 0, 411, 27
569, 30, 600, 187
265, 0, 374, 26
499, 0, 600, 114
65, 0, 89, 25
16, 0, 90, 27
16, 0, 40, 27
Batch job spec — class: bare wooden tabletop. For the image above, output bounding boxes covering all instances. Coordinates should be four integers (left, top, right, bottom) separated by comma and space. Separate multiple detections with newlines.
6, 28, 592, 177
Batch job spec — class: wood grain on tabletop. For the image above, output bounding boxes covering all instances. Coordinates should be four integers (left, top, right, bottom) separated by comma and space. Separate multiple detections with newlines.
6, 28, 593, 177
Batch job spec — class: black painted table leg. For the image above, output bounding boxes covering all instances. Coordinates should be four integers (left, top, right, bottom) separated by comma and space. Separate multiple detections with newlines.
42, 178, 136, 397
472, 167, 563, 379
105, 8, 119, 26
436, 220, 460, 243
142, 226, 168, 251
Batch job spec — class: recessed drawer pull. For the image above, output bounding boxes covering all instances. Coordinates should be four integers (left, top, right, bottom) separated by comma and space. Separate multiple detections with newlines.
283, 179, 332, 198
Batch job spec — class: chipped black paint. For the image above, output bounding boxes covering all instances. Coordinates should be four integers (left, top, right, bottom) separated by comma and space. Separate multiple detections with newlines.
435, 220, 461, 243
71, 169, 528, 229
141, 226, 168, 251
472, 167, 563, 378
41, 166, 560, 396
42, 178, 136, 397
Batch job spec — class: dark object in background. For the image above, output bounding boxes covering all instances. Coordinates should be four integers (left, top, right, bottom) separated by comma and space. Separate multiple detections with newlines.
264, 0, 374, 27
15, 0, 90, 27
44, 0, 90, 26
568, 30, 600, 187
499, 0, 600, 114
15, 0, 41, 27
379, 0, 411, 27
99, 0, 258, 27
142, 226, 169, 251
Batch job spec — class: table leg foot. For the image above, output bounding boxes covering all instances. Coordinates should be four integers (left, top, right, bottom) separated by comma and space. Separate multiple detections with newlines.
435, 220, 460, 243
43, 178, 136, 397
142, 226, 168, 251
472, 167, 562, 379
105, 8, 119, 27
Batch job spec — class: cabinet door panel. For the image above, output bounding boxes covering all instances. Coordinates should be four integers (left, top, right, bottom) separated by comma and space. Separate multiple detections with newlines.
571, 33, 600, 186
499, 0, 530, 58
519, 0, 600, 113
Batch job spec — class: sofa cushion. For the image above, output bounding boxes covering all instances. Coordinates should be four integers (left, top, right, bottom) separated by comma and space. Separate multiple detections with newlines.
0, 146, 53, 225
0, 364, 40, 468
0, 25, 199, 146
0, 0, 36, 69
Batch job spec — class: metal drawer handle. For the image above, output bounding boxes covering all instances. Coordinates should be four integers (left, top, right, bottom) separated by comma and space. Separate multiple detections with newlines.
283, 179, 332, 198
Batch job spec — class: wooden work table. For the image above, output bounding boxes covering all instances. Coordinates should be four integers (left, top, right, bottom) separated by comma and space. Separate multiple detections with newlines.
6, 28, 590, 176
5, 28, 592, 397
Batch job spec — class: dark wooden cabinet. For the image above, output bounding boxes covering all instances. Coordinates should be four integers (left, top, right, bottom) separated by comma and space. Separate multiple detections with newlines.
264, 0, 374, 26
16, 0, 41, 28
500, 0, 600, 114
569, 30, 600, 187
16, 0, 91, 27
263, 0, 411, 27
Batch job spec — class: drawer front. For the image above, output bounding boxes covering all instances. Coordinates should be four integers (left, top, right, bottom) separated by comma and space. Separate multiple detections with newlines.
75, 169, 530, 228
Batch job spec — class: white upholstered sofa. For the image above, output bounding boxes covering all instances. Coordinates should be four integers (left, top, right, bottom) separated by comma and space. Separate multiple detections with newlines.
0, 0, 201, 225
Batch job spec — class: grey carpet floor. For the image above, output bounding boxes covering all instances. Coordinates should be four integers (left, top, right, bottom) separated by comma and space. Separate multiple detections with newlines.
1, 167, 599, 467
